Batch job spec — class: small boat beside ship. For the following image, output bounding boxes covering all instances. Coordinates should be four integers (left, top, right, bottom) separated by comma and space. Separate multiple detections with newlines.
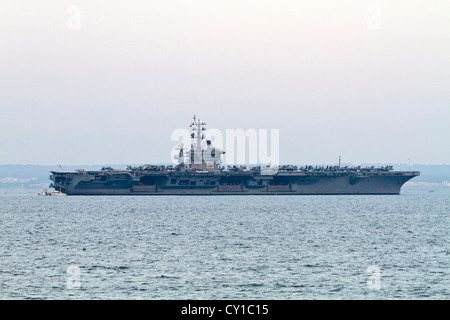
38, 189, 66, 196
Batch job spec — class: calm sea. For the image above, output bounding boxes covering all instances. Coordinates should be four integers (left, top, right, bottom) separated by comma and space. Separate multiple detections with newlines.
0, 192, 448, 299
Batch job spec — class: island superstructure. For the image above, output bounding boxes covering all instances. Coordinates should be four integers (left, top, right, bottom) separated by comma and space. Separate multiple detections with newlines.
49, 116, 419, 195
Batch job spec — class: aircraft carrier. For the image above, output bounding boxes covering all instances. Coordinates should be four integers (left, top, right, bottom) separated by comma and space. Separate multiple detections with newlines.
49, 117, 419, 195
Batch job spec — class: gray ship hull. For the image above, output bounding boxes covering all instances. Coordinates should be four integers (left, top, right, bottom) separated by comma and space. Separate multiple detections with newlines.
50, 170, 419, 195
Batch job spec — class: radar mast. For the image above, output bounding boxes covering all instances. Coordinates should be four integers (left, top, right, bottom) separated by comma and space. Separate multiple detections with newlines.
186, 115, 225, 170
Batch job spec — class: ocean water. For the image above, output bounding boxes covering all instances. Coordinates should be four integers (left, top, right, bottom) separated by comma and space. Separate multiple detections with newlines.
0, 193, 448, 300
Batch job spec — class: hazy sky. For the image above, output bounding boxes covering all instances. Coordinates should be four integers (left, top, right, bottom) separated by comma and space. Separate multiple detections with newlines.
1, 0, 449, 165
